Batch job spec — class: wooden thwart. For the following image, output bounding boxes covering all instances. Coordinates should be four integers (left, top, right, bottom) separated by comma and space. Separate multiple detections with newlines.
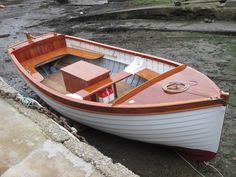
136, 68, 160, 80
112, 64, 187, 106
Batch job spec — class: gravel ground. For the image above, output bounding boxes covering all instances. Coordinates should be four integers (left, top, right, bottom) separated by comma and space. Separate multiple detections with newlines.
0, 0, 235, 177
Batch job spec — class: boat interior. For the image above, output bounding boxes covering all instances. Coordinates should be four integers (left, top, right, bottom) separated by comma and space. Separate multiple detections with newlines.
36, 54, 147, 98
12, 33, 212, 106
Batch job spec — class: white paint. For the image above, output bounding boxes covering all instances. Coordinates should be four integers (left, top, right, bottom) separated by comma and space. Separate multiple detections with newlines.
31, 83, 225, 154
66, 93, 83, 100
65, 38, 174, 74
124, 56, 145, 74
128, 100, 135, 104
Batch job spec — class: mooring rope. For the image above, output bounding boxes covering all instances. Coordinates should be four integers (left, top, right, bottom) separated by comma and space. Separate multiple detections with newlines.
204, 162, 224, 177
176, 151, 224, 177
176, 151, 205, 177
16, 93, 42, 109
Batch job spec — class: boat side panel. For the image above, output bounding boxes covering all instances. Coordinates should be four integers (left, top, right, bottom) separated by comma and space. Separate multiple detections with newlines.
65, 38, 175, 74
28, 79, 225, 154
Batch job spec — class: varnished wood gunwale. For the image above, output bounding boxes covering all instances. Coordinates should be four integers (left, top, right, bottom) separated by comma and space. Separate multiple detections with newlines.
8, 33, 227, 115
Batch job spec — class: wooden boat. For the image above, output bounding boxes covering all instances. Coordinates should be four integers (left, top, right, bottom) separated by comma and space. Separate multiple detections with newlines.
8, 32, 229, 161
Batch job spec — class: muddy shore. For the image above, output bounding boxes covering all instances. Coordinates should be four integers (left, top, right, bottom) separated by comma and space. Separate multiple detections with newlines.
0, 0, 235, 177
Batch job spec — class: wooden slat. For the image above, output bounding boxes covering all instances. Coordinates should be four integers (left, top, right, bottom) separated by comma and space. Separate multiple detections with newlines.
21, 47, 104, 74
136, 68, 160, 80
112, 64, 187, 106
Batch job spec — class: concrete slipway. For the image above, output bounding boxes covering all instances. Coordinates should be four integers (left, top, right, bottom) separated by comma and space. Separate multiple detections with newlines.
0, 78, 138, 177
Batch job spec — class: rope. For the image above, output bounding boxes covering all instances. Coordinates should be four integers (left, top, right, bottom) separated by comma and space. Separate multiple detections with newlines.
16, 93, 42, 109
176, 151, 224, 177
176, 151, 205, 177
204, 162, 224, 177
162, 81, 190, 93
0, 77, 5, 82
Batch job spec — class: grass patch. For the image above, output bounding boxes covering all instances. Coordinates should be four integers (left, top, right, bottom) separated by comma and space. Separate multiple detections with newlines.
133, 0, 172, 5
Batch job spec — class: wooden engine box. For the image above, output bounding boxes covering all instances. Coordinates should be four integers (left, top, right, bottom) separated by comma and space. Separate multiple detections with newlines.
61, 60, 110, 93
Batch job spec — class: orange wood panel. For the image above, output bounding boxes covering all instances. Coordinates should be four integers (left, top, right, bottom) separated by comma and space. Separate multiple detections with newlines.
123, 66, 221, 105
13, 35, 66, 63
112, 64, 187, 106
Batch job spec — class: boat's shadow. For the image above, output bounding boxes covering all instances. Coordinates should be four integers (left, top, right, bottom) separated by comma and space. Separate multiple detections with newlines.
78, 126, 198, 177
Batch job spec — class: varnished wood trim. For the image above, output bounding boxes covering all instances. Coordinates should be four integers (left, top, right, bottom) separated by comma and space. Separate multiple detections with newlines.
112, 64, 187, 106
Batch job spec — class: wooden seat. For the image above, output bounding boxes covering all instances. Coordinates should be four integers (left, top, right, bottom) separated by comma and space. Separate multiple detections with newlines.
136, 68, 160, 80
21, 47, 104, 74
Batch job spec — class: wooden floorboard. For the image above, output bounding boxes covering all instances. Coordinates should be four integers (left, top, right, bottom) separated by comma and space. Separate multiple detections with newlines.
41, 72, 69, 94
116, 81, 134, 97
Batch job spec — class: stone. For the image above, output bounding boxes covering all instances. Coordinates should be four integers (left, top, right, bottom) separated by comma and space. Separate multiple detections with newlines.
1, 140, 104, 177
225, 0, 236, 6
70, 0, 108, 6
0, 99, 47, 174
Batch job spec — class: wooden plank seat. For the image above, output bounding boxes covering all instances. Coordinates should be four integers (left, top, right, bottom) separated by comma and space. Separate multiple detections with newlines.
136, 68, 160, 80
75, 71, 132, 100
21, 47, 104, 74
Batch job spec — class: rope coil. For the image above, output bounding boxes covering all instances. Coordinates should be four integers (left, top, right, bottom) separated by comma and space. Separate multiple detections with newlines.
162, 81, 190, 93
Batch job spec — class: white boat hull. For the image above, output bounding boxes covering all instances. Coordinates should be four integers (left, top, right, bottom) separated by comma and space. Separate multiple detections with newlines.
31, 84, 225, 154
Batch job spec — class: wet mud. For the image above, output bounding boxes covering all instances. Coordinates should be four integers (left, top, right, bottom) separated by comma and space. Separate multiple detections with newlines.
0, 0, 235, 177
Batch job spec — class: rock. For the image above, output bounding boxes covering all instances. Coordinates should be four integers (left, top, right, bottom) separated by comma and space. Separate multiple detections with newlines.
225, 0, 236, 7
0, 4, 5, 9
204, 18, 214, 23
0, 34, 10, 38
56, 0, 69, 3
70, 0, 108, 6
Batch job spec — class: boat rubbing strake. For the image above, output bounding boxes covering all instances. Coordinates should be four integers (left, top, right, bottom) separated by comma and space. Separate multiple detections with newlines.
8, 32, 229, 161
